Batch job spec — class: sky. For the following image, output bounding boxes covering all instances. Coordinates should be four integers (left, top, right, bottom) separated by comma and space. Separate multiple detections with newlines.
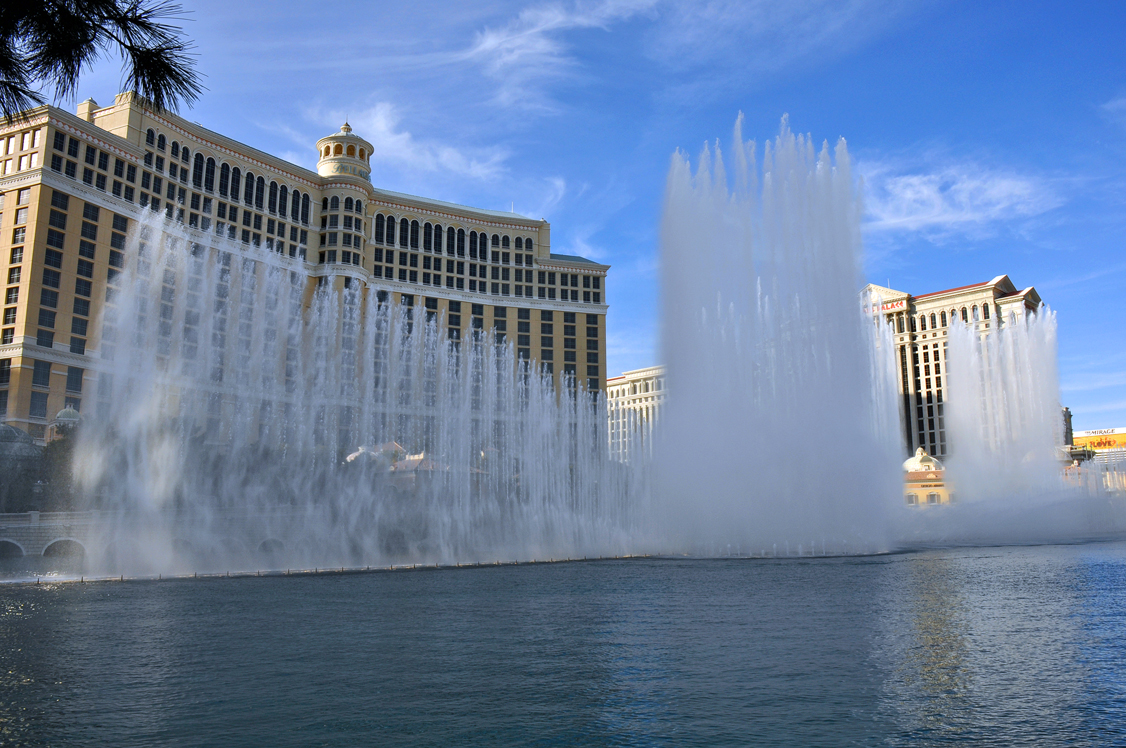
67, 0, 1126, 430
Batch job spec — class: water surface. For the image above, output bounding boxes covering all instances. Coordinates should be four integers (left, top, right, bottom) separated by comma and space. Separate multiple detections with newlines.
1, 544, 1124, 746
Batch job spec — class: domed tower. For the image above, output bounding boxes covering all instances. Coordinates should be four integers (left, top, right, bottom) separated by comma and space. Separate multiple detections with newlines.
316, 123, 374, 182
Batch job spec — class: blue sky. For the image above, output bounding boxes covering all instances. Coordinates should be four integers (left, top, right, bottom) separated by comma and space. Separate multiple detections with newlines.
70, 0, 1126, 429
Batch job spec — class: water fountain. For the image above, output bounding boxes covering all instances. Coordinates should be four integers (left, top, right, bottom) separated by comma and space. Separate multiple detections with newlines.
651, 115, 902, 556
72, 219, 636, 574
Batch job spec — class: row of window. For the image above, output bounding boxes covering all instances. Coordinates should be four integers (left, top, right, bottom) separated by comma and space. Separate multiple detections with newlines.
891, 302, 1009, 334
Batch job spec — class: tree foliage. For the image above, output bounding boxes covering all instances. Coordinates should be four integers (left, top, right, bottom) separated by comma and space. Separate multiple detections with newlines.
0, 0, 204, 121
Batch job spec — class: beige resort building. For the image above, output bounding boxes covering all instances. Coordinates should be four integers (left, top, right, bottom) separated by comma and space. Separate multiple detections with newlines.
863, 275, 1042, 458
0, 93, 609, 443
606, 365, 666, 463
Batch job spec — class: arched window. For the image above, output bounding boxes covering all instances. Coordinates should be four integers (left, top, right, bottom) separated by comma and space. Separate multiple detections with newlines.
146, 129, 155, 146
982, 304, 990, 320
291, 190, 301, 221
278, 185, 288, 218
502, 235, 510, 249
930, 313, 936, 329
255, 177, 265, 209
927, 493, 940, 505
456, 228, 464, 256
246, 173, 256, 204
219, 163, 230, 196
375, 214, 385, 243
323, 146, 330, 158
204, 158, 216, 192
359, 149, 366, 159
525, 238, 533, 251
909, 316, 917, 333
330, 196, 340, 211
423, 222, 432, 251
972, 305, 979, 321
322, 197, 329, 211
346, 145, 355, 156
515, 237, 523, 249
344, 197, 353, 211
268, 181, 278, 213
157, 134, 166, 151
182, 147, 190, 163
491, 234, 500, 247
171, 141, 179, 159
301, 194, 310, 224
230, 167, 241, 200
192, 154, 204, 188
333, 144, 342, 155
409, 219, 419, 249
919, 315, 927, 331
469, 231, 478, 258
940, 311, 947, 327
433, 224, 442, 253
961, 307, 968, 322
906, 493, 918, 506
386, 215, 396, 245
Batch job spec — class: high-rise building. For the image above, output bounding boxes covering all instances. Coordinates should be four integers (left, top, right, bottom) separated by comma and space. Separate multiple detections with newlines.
862, 275, 1042, 457
0, 93, 609, 443
606, 365, 666, 463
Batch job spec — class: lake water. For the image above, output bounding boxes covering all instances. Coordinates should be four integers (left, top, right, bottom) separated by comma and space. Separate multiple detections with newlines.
1, 544, 1124, 746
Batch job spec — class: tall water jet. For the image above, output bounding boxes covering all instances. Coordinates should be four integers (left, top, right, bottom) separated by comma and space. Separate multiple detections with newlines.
653, 116, 901, 556
903, 308, 1126, 544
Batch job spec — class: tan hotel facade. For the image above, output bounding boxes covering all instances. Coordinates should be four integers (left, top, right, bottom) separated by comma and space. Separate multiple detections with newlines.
863, 275, 1042, 458
0, 93, 608, 442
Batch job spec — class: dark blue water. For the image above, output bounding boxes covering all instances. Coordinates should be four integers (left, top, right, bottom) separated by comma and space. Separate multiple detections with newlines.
2, 544, 1125, 746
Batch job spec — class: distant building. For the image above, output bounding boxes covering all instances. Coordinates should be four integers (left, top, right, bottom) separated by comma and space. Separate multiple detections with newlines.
863, 275, 1043, 458
606, 366, 665, 463
902, 447, 952, 506
1073, 428, 1126, 462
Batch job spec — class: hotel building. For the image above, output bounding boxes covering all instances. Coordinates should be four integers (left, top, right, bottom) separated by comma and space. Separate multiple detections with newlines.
863, 275, 1042, 458
0, 93, 608, 443
606, 365, 666, 463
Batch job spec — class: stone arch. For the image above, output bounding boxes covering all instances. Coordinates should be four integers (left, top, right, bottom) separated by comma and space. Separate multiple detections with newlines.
0, 539, 25, 558
43, 538, 86, 557
258, 538, 284, 554
333, 143, 343, 155
323, 145, 331, 158
359, 148, 366, 159
346, 144, 355, 156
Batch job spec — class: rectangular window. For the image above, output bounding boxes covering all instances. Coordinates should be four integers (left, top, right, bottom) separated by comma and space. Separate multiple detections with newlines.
77, 259, 94, 278
5, 288, 18, 305
37, 309, 55, 328
29, 391, 48, 419
7, 268, 19, 285
66, 366, 84, 393
65, 160, 77, 179
81, 222, 97, 240
74, 279, 91, 298
36, 329, 54, 348
42, 269, 61, 288
71, 317, 87, 336
3, 308, 14, 325
74, 297, 90, 317
13, 227, 26, 244
69, 337, 85, 355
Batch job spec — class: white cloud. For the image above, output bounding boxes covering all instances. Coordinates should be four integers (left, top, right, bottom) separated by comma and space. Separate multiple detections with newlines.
313, 103, 510, 181
861, 159, 1063, 237
462, 0, 658, 108
1101, 95, 1126, 128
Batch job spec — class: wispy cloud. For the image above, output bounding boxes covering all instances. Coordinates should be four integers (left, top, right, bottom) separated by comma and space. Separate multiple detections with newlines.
861, 158, 1063, 238
462, 0, 658, 109
1101, 94, 1126, 129
312, 103, 510, 181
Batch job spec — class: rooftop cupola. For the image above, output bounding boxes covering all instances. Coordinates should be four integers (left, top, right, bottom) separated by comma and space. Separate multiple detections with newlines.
316, 122, 374, 182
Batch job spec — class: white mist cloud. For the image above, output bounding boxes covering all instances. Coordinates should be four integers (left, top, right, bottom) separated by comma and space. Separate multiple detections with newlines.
861, 159, 1063, 237
463, 0, 658, 109
312, 103, 510, 181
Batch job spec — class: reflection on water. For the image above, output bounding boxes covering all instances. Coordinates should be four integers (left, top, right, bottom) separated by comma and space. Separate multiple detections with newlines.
0, 545, 1124, 747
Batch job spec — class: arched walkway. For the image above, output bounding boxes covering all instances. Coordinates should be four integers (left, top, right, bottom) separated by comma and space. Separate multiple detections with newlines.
42, 539, 86, 557
258, 539, 284, 554
0, 540, 24, 558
